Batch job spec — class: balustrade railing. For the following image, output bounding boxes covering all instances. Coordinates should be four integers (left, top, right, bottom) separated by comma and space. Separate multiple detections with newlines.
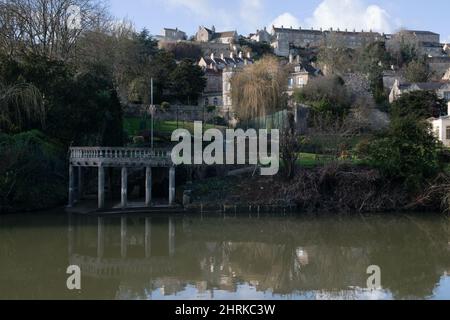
70, 147, 171, 161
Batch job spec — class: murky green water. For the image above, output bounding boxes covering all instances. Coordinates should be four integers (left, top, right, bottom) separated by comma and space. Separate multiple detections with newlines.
1, 211, 450, 300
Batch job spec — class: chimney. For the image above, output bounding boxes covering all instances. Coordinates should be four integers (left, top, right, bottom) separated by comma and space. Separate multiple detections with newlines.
210, 52, 215, 60
247, 52, 251, 59
289, 53, 293, 64
230, 52, 234, 59
296, 55, 300, 64
239, 51, 243, 59
221, 53, 225, 60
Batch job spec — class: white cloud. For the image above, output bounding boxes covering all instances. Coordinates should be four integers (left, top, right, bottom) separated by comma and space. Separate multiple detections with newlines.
306, 0, 393, 33
269, 12, 301, 29
240, 0, 265, 31
267, 0, 394, 33
164, 0, 209, 17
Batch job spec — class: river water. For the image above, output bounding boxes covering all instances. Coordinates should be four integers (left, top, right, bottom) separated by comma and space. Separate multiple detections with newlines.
1, 211, 450, 300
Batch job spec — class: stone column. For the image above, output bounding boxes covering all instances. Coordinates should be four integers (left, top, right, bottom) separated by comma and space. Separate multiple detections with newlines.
121, 216, 127, 259
68, 165, 75, 207
98, 166, 105, 209
169, 166, 176, 206
145, 217, 151, 258
77, 166, 83, 201
145, 167, 152, 207
169, 217, 175, 257
121, 167, 128, 208
97, 217, 104, 259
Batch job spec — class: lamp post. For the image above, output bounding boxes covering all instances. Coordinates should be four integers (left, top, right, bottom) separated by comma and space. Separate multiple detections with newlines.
150, 78, 154, 149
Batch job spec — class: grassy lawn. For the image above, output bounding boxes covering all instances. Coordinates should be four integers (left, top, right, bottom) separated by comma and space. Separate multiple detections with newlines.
298, 153, 361, 168
124, 117, 225, 136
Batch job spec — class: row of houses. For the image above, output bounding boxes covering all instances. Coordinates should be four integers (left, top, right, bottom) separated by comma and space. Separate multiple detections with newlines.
196, 51, 321, 118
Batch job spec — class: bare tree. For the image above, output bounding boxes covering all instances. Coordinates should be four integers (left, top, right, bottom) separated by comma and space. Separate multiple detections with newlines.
0, 0, 109, 60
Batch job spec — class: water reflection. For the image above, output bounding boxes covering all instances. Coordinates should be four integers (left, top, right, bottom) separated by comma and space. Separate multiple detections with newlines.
1, 212, 450, 299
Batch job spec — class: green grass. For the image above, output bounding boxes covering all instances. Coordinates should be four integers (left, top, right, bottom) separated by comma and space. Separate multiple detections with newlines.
298, 153, 361, 168
124, 117, 225, 136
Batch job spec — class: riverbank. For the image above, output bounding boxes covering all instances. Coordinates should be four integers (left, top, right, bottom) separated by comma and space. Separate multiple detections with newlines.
184, 163, 444, 214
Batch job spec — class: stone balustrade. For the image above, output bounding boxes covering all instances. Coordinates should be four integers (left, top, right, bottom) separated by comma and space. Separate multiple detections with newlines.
69, 147, 173, 167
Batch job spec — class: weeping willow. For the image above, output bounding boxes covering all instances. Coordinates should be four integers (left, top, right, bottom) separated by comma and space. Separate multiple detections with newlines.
230, 56, 288, 122
0, 82, 45, 133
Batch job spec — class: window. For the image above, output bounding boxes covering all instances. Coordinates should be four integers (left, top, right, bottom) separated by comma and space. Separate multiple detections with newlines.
446, 126, 450, 140
444, 91, 450, 100
298, 78, 305, 87
288, 78, 294, 87
213, 97, 218, 106
204, 98, 209, 106
435, 126, 440, 138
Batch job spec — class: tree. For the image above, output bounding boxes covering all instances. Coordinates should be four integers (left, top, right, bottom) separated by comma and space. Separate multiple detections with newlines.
170, 59, 206, 105
0, 82, 44, 133
294, 75, 351, 123
230, 56, 288, 121
363, 118, 442, 191
280, 113, 302, 180
387, 30, 421, 67
391, 91, 447, 119
403, 59, 433, 83
0, 0, 109, 60
317, 34, 357, 75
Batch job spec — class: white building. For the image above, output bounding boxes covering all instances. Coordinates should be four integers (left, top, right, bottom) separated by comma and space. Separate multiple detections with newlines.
429, 103, 450, 147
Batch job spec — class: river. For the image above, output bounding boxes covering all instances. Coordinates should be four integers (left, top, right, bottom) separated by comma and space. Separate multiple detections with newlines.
1, 211, 450, 300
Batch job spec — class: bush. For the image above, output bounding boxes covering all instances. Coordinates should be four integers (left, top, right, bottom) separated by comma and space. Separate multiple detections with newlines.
0, 130, 66, 212
161, 101, 171, 111
362, 119, 443, 191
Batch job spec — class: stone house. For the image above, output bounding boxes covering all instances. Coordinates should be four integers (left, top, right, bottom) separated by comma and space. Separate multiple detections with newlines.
269, 25, 384, 57
160, 28, 186, 41
198, 52, 254, 114
198, 69, 223, 108
389, 79, 450, 103
428, 56, 450, 78
196, 26, 238, 44
429, 112, 450, 147
250, 27, 272, 43
286, 54, 322, 95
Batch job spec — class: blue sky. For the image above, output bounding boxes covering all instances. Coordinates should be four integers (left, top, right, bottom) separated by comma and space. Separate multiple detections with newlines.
108, 0, 450, 43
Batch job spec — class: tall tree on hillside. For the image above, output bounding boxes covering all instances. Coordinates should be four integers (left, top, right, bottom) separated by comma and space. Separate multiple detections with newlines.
230, 56, 288, 121
170, 59, 206, 105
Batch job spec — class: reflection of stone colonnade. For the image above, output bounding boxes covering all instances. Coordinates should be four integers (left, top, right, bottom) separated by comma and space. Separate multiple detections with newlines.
68, 214, 176, 279
68, 147, 176, 210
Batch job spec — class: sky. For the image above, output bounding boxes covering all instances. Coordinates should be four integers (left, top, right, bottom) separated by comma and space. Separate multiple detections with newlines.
108, 0, 450, 43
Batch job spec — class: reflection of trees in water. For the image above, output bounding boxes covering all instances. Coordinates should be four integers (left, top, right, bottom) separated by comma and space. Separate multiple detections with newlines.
1, 213, 449, 299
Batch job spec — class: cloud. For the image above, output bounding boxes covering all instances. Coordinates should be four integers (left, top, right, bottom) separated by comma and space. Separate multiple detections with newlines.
306, 0, 393, 33
164, 0, 209, 17
268, 0, 394, 33
269, 12, 301, 29
240, 0, 265, 31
